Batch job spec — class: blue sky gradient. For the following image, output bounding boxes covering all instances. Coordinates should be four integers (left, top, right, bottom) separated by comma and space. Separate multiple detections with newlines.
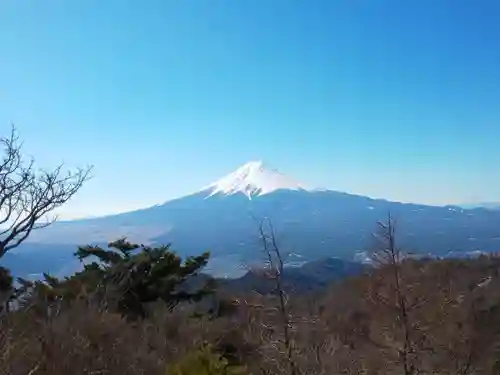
1, 0, 500, 218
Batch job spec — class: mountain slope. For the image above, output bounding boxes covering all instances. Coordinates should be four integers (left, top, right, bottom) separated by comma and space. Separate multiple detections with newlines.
218, 258, 366, 294
219, 257, 366, 294
7, 161, 500, 278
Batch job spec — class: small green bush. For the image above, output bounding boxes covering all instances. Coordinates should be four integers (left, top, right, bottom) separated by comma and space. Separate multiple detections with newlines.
166, 344, 249, 375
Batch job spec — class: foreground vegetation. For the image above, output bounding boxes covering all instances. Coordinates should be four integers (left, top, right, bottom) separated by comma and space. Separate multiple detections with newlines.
2, 224, 500, 374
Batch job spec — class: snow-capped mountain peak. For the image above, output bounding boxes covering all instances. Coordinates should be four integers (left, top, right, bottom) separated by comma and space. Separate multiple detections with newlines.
201, 160, 309, 199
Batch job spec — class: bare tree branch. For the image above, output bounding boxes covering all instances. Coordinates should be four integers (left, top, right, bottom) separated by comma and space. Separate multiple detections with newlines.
0, 125, 92, 258
258, 217, 297, 375
369, 212, 419, 375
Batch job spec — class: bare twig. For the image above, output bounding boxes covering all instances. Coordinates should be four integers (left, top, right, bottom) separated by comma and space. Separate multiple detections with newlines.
258, 217, 297, 375
0, 125, 92, 258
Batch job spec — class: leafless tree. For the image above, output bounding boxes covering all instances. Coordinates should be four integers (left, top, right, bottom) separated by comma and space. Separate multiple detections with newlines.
0, 125, 92, 258
257, 217, 297, 375
368, 213, 422, 375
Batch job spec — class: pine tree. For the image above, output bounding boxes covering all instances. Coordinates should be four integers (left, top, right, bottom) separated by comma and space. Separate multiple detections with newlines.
16, 239, 214, 320
72, 238, 214, 319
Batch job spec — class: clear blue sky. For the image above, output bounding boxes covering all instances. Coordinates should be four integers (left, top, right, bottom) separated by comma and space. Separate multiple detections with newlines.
1, 0, 500, 218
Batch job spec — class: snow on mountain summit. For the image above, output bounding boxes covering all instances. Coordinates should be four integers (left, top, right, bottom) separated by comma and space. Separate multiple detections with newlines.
201, 160, 309, 199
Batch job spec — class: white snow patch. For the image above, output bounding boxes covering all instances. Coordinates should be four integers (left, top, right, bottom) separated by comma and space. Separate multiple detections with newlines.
201, 160, 311, 199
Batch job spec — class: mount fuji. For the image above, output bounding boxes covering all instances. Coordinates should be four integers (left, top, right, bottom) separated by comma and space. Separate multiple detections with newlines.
4, 161, 500, 278
201, 160, 311, 198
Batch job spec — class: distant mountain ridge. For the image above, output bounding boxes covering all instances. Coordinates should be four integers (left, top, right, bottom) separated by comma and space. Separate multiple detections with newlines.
219, 257, 366, 294
460, 202, 500, 210
4, 161, 500, 279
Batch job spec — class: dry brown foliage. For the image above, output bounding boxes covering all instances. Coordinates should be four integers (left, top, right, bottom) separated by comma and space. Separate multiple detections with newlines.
3, 254, 500, 374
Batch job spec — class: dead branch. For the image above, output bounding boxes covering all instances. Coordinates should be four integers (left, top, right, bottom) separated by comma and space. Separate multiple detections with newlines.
258, 217, 297, 375
370, 212, 418, 375
0, 125, 92, 257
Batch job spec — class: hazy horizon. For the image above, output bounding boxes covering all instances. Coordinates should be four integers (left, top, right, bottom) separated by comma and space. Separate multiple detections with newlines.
2, 1, 500, 219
